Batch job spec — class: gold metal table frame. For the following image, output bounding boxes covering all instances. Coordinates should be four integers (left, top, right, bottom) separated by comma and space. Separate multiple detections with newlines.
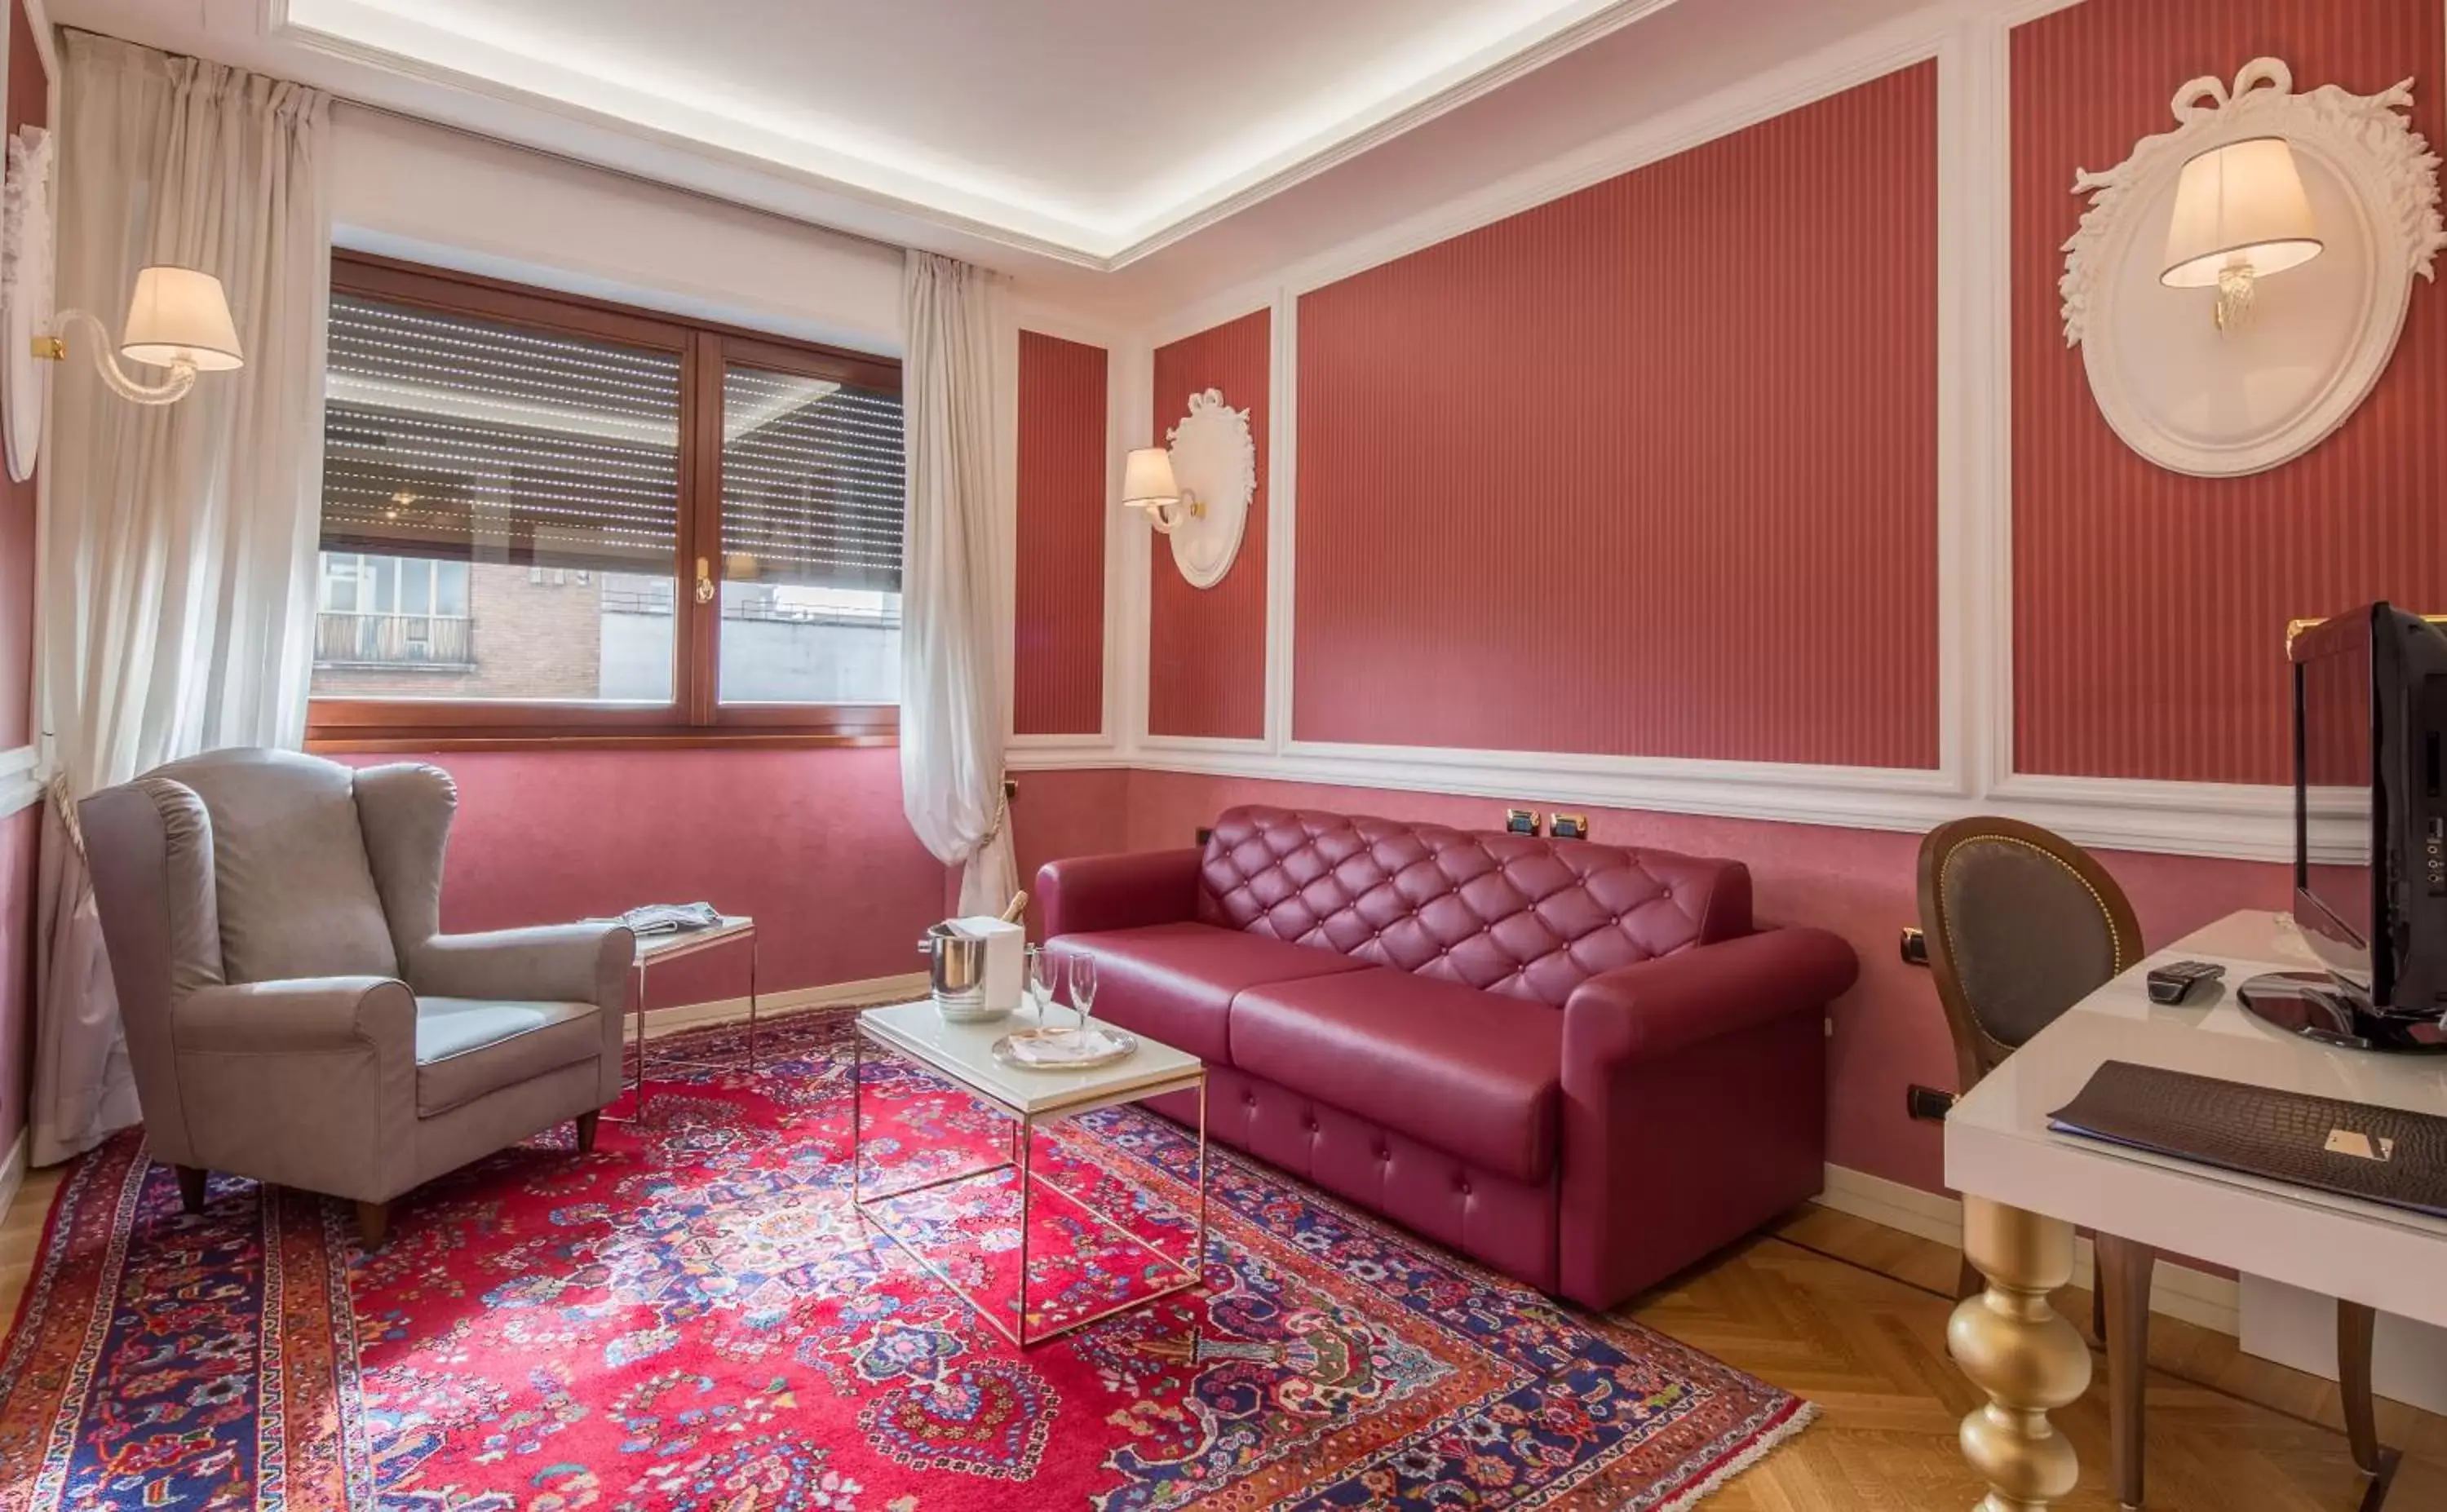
848, 1021, 1209, 1350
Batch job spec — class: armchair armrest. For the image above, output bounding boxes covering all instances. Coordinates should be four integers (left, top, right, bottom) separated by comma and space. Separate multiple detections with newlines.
176, 977, 418, 1054
170, 976, 421, 1203
1038, 849, 1203, 938
1563, 928, 1859, 1072
407, 923, 635, 1011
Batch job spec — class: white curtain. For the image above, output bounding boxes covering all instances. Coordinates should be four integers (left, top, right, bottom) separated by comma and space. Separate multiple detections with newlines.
30, 34, 331, 1165
900, 250, 1016, 917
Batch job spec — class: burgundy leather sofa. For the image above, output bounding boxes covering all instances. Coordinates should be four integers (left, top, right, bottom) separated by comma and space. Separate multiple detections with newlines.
1039, 806, 1860, 1311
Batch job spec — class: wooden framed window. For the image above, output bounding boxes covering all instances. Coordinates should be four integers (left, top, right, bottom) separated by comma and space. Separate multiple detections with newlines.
306, 253, 903, 751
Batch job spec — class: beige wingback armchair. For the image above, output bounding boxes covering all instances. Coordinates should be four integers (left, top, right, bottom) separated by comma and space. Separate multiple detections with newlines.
80, 749, 633, 1245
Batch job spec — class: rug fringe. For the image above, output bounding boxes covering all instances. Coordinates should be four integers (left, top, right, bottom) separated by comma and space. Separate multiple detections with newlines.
1651, 1399, 1819, 1512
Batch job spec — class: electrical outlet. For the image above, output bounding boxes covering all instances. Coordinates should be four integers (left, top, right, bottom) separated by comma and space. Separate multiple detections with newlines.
1899, 926, 1930, 966
1504, 808, 1542, 837
1907, 1085, 1957, 1122
1550, 813, 1590, 841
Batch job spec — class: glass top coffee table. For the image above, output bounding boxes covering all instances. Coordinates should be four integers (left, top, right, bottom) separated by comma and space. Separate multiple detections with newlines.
851, 999, 1207, 1348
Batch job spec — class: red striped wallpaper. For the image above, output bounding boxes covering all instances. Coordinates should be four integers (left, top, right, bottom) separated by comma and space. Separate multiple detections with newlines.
1148, 310, 1271, 740
2011, 0, 2447, 783
1290, 64, 1940, 767
1013, 330, 1108, 736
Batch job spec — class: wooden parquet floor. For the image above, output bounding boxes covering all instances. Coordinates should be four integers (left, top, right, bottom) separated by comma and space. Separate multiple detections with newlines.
1, 1161, 2436, 1510
1629, 1207, 2447, 1510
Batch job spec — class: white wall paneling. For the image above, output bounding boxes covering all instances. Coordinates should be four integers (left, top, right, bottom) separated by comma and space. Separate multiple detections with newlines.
1012, 0, 2332, 869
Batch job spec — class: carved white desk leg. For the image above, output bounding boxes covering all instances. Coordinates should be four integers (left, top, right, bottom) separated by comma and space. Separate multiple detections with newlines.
1949, 1197, 2091, 1512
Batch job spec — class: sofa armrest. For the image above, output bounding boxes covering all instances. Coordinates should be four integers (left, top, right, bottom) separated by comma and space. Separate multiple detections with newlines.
176, 977, 417, 1054
408, 924, 635, 1011
1555, 927, 1857, 1311
1038, 849, 1203, 937
1562, 927, 1859, 1074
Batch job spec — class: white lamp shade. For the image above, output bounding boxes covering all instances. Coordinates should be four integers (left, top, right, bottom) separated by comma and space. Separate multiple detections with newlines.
1121, 445, 1179, 506
118, 265, 245, 372
2161, 136, 2324, 287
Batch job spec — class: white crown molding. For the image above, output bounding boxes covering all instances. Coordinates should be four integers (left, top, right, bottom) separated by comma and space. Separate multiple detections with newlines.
1106, 0, 1692, 267
1144, 2, 1964, 345
268, 0, 1113, 271
268, 0, 1700, 270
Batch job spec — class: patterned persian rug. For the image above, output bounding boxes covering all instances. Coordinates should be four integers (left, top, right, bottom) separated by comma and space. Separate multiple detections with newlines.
0, 1013, 1810, 1510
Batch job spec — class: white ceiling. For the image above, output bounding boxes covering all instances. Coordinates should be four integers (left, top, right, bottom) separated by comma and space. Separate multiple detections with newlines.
284, 0, 1684, 263
46, 0, 1943, 320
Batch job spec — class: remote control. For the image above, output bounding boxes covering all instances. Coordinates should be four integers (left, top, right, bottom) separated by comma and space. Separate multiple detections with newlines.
2145, 959, 2225, 1005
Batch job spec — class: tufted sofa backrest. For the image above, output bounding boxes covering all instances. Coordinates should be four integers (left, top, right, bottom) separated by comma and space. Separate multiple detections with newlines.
1196, 806, 1752, 1006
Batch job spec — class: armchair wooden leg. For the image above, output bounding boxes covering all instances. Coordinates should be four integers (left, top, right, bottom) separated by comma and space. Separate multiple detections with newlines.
355, 1200, 390, 1249
174, 1165, 206, 1214
575, 1111, 600, 1154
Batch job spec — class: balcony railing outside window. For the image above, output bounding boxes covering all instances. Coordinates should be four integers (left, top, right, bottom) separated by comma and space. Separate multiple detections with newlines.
316, 610, 475, 670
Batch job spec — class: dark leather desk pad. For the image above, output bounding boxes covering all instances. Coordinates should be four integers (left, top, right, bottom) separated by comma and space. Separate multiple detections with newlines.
2047, 1060, 2447, 1221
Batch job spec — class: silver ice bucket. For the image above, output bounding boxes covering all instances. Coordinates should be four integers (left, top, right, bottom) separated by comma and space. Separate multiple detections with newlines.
918, 921, 998, 1022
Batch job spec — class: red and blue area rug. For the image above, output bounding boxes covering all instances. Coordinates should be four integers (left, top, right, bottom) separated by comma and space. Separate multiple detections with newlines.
0, 1014, 1810, 1510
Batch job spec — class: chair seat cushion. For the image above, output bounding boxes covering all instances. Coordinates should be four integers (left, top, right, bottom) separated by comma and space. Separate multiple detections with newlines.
1048, 922, 1369, 1065
1230, 968, 1564, 1183
415, 997, 601, 1116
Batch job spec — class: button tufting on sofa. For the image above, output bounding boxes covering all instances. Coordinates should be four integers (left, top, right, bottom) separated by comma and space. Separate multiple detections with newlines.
1035, 802, 1861, 1311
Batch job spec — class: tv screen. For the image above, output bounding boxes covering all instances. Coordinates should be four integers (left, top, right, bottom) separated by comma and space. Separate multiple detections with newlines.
2296, 620, 2376, 986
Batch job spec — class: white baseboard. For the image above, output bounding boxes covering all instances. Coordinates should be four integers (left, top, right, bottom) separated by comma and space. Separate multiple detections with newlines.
637, 970, 927, 1041
1816, 1163, 2241, 1336
0, 1130, 25, 1231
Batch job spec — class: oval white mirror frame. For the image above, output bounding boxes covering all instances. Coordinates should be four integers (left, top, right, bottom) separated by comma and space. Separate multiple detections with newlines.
2062, 58, 2445, 478
1162, 387, 1254, 589
1, 125, 53, 484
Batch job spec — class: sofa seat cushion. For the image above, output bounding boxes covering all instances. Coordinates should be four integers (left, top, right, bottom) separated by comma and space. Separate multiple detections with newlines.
1048, 922, 1370, 1065
1231, 968, 1563, 1184
415, 997, 600, 1116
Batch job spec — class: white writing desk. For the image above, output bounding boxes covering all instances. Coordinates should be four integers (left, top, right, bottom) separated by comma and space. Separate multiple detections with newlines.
1945, 909, 2447, 1510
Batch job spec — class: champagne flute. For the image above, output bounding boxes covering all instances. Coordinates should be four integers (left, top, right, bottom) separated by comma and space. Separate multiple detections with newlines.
1067, 953, 1099, 1032
1024, 944, 1056, 1028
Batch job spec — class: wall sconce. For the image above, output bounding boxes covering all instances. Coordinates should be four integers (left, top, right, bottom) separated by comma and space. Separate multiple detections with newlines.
1121, 445, 1200, 534
2061, 57, 2442, 478
1125, 388, 1255, 589
2161, 135, 2323, 332
35, 263, 245, 405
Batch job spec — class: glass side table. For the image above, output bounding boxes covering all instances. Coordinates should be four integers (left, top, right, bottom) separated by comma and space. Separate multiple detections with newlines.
606, 914, 758, 1121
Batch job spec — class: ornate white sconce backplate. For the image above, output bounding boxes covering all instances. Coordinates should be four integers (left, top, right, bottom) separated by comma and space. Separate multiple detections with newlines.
1162, 388, 1254, 589
2, 125, 53, 484
2063, 58, 2445, 477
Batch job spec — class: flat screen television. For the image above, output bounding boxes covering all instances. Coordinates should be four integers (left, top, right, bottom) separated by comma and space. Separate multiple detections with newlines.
2240, 604, 2447, 1051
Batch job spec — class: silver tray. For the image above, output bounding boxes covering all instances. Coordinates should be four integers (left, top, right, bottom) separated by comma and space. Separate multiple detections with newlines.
990, 1025, 1138, 1071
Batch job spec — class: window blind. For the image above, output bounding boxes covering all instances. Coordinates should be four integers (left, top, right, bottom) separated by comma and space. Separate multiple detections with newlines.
320, 294, 909, 590
722, 364, 906, 593
321, 294, 683, 572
